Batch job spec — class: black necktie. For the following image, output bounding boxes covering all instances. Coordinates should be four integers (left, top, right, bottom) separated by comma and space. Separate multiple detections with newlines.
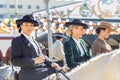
32, 38, 42, 56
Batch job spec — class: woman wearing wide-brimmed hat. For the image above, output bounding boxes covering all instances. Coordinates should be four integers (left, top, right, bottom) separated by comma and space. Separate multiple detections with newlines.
64, 19, 91, 69
92, 21, 115, 56
11, 14, 61, 80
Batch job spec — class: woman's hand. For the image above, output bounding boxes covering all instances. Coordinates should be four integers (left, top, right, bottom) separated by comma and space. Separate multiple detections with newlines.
34, 56, 45, 64
51, 63, 62, 71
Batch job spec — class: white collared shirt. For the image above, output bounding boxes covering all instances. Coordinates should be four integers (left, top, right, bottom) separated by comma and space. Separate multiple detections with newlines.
103, 40, 112, 51
72, 37, 84, 56
52, 40, 65, 60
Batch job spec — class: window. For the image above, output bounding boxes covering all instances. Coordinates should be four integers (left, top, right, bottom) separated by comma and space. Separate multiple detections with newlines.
0, 4, 7, 8
56, 0, 80, 1
18, 5, 22, 9
19, 15, 23, 18
28, 5, 31, 9
64, 0, 72, 1
10, 15, 15, 18
36, 5, 40, 9
56, 0, 63, 1
0, 15, 7, 18
10, 5, 15, 8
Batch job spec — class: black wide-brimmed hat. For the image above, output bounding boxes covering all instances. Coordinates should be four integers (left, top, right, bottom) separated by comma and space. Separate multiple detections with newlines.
64, 19, 88, 29
52, 33, 67, 38
16, 14, 39, 28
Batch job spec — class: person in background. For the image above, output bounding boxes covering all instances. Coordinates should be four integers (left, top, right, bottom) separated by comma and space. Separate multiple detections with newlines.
92, 21, 114, 56
64, 19, 91, 69
11, 14, 61, 80
52, 33, 67, 67
38, 42, 45, 51
38, 42, 48, 57
5, 46, 11, 64
0, 49, 3, 64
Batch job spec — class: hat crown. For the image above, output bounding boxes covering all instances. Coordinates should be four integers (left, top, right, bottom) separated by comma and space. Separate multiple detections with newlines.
96, 21, 116, 31
53, 33, 64, 36
99, 21, 112, 27
72, 19, 82, 23
22, 15, 34, 20
64, 19, 88, 29
16, 14, 38, 27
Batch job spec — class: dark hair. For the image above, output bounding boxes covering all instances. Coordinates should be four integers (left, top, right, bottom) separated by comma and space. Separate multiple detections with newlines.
18, 28, 21, 33
95, 27, 106, 34
17, 24, 21, 33
56, 36, 63, 40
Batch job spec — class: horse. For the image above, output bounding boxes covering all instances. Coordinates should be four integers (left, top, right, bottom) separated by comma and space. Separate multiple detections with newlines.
60, 49, 120, 80
0, 65, 15, 80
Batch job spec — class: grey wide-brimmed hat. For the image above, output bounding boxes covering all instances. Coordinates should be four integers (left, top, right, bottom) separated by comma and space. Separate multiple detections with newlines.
16, 14, 39, 28
64, 19, 88, 29
96, 21, 114, 31
52, 33, 67, 38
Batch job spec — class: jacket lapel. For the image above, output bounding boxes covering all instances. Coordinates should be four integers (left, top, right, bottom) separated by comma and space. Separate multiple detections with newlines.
70, 37, 81, 55
79, 39, 89, 56
20, 34, 37, 55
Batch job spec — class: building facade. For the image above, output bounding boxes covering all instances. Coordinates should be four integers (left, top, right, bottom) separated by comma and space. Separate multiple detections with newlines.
0, 0, 78, 21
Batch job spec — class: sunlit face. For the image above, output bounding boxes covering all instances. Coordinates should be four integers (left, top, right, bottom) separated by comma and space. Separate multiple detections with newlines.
21, 22, 35, 36
72, 26, 86, 38
101, 29, 111, 39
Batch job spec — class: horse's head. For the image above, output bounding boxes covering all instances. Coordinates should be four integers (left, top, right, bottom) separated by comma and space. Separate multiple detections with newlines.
61, 49, 120, 80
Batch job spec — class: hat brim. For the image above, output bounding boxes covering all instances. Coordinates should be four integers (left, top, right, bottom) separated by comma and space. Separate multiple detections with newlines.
52, 34, 67, 38
96, 25, 115, 32
64, 22, 88, 29
16, 19, 39, 28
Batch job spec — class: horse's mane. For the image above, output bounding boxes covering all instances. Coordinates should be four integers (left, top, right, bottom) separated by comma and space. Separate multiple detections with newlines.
67, 49, 120, 75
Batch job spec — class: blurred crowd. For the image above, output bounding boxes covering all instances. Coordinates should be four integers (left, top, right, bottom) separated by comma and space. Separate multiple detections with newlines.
0, 18, 120, 35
